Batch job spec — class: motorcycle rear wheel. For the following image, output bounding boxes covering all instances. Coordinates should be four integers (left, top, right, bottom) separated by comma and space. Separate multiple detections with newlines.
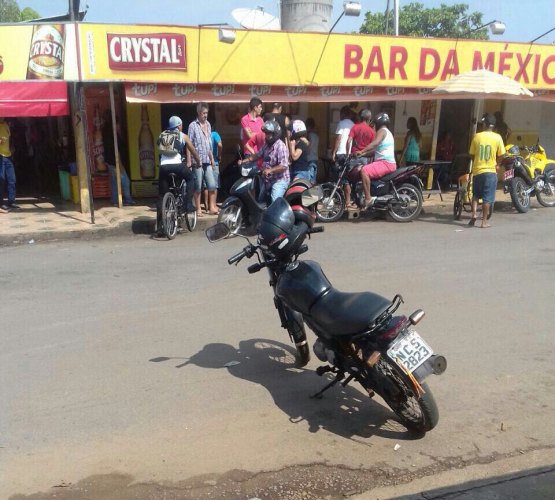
218, 202, 243, 234
372, 357, 439, 434
536, 180, 555, 207
510, 177, 530, 213
316, 184, 346, 223
388, 183, 423, 222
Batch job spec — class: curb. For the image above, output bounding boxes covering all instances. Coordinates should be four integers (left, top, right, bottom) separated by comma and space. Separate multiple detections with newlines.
0, 214, 220, 247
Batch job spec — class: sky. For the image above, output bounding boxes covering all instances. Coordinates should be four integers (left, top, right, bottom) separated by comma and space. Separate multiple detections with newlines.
17, 0, 555, 44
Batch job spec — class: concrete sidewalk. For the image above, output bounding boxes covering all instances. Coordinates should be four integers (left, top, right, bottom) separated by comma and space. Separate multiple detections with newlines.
0, 192, 458, 246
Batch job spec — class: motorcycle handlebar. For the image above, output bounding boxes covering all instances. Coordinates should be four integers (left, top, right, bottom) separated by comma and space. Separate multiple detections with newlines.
228, 250, 247, 265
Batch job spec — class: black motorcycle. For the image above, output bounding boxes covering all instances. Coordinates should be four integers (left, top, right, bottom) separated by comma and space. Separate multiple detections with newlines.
206, 197, 446, 434
316, 156, 424, 223
217, 162, 267, 236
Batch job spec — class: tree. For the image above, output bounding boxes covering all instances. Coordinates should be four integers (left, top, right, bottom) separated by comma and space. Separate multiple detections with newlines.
0, 0, 40, 22
20, 6, 40, 21
360, 2, 489, 40
0, 0, 20, 22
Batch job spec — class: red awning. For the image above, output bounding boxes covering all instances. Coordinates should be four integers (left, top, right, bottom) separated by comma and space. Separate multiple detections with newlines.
0, 81, 69, 117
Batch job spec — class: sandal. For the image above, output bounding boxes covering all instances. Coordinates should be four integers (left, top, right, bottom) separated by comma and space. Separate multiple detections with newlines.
196, 211, 204, 218
468, 217, 476, 227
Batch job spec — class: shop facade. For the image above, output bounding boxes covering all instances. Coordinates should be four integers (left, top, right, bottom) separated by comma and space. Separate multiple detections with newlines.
1, 21, 554, 212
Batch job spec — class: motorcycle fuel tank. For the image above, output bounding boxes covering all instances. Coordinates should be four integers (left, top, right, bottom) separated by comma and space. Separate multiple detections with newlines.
276, 260, 332, 316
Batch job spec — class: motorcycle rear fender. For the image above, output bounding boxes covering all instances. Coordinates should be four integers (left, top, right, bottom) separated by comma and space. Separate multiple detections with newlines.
407, 175, 424, 191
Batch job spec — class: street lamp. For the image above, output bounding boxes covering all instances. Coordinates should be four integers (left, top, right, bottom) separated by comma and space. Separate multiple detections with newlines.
310, 1, 362, 84
466, 20, 506, 36
529, 27, 555, 44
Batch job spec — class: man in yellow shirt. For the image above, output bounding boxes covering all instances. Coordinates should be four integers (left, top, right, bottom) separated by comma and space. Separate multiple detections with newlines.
0, 117, 17, 212
468, 113, 505, 228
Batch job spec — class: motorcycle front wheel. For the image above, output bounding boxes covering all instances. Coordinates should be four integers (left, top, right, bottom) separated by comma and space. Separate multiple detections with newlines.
536, 180, 555, 207
388, 183, 423, 222
218, 201, 243, 234
510, 177, 530, 213
316, 184, 346, 223
372, 357, 439, 434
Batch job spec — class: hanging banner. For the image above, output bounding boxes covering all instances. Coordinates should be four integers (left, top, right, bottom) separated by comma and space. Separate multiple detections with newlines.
124, 82, 555, 103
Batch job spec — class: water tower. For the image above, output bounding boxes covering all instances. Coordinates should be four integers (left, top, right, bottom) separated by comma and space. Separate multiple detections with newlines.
280, 0, 333, 32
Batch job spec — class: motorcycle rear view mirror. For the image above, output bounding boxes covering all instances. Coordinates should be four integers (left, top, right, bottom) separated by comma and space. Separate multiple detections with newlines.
301, 185, 324, 207
205, 223, 231, 242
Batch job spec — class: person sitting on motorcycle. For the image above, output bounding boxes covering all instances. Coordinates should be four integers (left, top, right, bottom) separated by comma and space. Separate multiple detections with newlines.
354, 112, 397, 209
239, 120, 290, 203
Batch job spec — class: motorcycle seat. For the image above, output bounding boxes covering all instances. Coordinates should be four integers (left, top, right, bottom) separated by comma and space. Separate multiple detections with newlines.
378, 166, 417, 182
310, 287, 392, 336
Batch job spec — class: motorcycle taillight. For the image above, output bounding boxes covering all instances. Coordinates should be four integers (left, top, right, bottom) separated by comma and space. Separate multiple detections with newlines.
377, 315, 407, 342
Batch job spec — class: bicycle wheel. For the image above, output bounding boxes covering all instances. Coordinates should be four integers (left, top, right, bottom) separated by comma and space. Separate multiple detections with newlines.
161, 192, 178, 240
453, 191, 462, 220
185, 209, 197, 231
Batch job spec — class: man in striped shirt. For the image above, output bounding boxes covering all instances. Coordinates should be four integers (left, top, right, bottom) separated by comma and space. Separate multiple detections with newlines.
187, 102, 218, 216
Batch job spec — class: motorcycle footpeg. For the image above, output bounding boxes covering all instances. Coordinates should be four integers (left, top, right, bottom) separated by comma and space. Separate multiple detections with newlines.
316, 365, 334, 376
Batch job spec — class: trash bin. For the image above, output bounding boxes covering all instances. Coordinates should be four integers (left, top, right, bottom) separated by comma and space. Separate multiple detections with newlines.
58, 169, 71, 201
70, 176, 80, 204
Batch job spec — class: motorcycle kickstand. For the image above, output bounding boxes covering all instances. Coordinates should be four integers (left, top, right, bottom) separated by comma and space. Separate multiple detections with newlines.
310, 368, 345, 399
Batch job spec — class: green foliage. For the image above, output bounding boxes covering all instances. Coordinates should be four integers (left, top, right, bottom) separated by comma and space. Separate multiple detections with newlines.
359, 2, 489, 40
0, 0, 21, 22
20, 6, 40, 21
0, 0, 40, 22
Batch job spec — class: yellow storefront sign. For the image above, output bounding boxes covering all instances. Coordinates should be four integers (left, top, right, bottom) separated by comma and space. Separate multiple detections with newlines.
78, 23, 555, 90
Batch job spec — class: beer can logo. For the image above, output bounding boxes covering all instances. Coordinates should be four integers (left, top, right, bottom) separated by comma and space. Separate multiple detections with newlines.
27, 25, 65, 80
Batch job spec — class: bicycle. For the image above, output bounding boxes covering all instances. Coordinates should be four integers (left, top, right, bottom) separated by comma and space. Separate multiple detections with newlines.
161, 173, 197, 239
453, 171, 494, 221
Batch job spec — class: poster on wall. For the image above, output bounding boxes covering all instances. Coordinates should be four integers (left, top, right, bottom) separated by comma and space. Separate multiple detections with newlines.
126, 102, 161, 197
420, 100, 437, 127
0, 24, 79, 81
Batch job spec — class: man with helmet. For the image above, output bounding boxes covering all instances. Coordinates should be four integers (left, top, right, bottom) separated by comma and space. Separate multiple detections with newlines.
155, 115, 200, 236
239, 119, 290, 203
468, 113, 505, 228
355, 112, 397, 208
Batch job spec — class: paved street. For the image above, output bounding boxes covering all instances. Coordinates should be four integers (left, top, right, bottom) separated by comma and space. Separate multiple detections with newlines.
1, 203, 554, 499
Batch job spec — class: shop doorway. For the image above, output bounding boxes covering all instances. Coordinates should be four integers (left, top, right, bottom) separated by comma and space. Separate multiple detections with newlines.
9, 116, 73, 199
438, 100, 474, 156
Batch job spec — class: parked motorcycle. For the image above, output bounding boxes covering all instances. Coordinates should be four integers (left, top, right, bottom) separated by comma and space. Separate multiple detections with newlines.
502, 142, 555, 212
316, 155, 424, 223
218, 163, 266, 236
206, 196, 446, 434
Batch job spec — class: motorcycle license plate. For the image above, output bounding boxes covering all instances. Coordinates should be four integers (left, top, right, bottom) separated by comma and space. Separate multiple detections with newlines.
387, 330, 433, 373
504, 169, 514, 181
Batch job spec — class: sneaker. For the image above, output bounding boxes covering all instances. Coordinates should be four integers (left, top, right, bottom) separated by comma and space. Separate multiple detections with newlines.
1, 204, 10, 211
7, 203, 20, 209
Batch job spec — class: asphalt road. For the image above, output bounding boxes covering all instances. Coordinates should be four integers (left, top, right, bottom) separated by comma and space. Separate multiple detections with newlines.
1, 204, 554, 499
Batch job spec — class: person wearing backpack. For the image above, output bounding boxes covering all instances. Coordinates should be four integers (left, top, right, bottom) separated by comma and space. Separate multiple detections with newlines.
155, 115, 200, 236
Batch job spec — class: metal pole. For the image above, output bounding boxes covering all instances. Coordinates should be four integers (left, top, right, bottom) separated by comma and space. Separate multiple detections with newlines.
109, 83, 122, 208
394, 0, 399, 36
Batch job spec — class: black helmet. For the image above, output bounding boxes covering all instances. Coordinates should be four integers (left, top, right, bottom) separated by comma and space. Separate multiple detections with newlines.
262, 119, 282, 145
258, 198, 307, 259
481, 113, 496, 128
374, 112, 390, 129
291, 205, 316, 228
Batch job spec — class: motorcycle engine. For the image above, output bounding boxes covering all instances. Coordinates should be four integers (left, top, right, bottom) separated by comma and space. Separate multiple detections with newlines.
313, 339, 336, 365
